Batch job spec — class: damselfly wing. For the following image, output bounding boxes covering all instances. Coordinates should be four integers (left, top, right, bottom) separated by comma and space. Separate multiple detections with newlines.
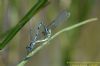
26, 10, 70, 52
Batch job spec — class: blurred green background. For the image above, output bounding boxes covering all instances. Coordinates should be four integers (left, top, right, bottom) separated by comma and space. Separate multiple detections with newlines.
0, 0, 100, 66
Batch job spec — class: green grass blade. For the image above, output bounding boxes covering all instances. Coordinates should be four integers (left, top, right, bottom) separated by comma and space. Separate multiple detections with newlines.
0, 0, 48, 50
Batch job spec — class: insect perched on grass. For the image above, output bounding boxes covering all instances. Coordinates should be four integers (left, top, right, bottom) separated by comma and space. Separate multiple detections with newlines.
26, 10, 70, 53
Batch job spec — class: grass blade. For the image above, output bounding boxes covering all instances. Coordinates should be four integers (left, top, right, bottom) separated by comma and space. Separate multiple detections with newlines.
0, 0, 48, 50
